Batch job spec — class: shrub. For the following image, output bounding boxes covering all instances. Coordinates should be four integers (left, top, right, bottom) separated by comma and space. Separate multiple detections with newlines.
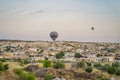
43, 60, 51, 68
55, 51, 65, 59
0, 62, 9, 73
115, 69, 120, 76
101, 64, 110, 72
23, 60, 31, 64
85, 67, 93, 73
86, 62, 92, 66
19, 72, 36, 80
0, 58, 7, 62
44, 74, 54, 80
94, 62, 102, 69
4, 64, 9, 71
0, 62, 4, 73
77, 61, 85, 68
13, 68, 24, 75
107, 66, 116, 74
74, 53, 82, 58
97, 75, 109, 80
112, 62, 120, 68
53, 61, 65, 69
13, 68, 36, 80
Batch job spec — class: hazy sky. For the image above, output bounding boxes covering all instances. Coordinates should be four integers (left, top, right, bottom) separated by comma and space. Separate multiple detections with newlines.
0, 0, 120, 42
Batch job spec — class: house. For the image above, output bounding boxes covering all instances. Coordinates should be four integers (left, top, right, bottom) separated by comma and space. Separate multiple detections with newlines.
29, 54, 45, 62
14, 51, 28, 59
0, 54, 4, 58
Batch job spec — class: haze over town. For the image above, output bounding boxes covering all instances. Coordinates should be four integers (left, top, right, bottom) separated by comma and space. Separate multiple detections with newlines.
0, 0, 120, 43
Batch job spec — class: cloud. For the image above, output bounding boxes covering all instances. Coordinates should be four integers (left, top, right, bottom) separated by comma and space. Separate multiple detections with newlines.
32, 10, 44, 14
36, 10, 44, 13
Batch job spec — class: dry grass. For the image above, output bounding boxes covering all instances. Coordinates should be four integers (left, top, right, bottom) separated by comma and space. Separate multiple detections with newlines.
0, 62, 23, 80
1, 62, 120, 80
3, 62, 23, 72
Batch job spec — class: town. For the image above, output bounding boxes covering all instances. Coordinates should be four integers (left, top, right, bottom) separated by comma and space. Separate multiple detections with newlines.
0, 40, 120, 80
0, 40, 120, 63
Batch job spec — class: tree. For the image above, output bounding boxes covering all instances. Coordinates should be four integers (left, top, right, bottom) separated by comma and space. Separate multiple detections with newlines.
0, 58, 7, 62
96, 54, 102, 57
23, 60, 31, 64
108, 48, 116, 53
0, 62, 4, 73
77, 61, 85, 68
112, 62, 120, 68
43, 60, 52, 68
97, 76, 109, 80
19, 72, 36, 80
107, 66, 116, 74
101, 64, 110, 72
37, 48, 44, 54
85, 67, 93, 73
0, 50, 2, 53
5, 46, 11, 52
13, 68, 24, 75
55, 51, 65, 59
4, 64, 9, 71
74, 53, 82, 58
0, 62, 9, 73
94, 62, 102, 69
53, 61, 65, 69
44, 74, 54, 80
59, 51, 65, 56
13, 68, 36, 80
86, 62, 92, 66
115, 69, 120, 76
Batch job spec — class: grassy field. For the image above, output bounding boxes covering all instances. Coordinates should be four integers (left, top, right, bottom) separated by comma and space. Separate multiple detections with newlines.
0, 62, 120, 80
0, 62, 23, 80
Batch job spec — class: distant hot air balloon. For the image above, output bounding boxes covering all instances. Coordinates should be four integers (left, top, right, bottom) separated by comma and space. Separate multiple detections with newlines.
50, 31, 58, 41
91, 27, 94, 31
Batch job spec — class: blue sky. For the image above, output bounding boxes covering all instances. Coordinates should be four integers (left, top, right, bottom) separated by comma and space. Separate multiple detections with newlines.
0, 0, 120, 42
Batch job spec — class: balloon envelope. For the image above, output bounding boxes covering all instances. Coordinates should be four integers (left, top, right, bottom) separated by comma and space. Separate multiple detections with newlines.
50, 31, 58, 41
91, 27, 94, 30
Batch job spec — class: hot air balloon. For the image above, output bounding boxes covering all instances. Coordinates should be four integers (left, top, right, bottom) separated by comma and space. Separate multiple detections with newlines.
50, 31, 58, 41
91, 27, 94, 31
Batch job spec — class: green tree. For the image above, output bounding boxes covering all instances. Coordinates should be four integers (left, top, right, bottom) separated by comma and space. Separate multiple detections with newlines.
19, 72, 36, 80
77, 61, 85, 68
101, 64, 110, 72
43, 60, 52, 68
37, 48, 44, 54
86, 62, 92, 66
23, 59, 31, 64
55, 51, 65, 59
112, 62, 120, 68
4, 64, 9, 71
13, 68, 24, 75
0, 58, 7, 62
85, 67, 93, 73
44, 74, 54, 80
115, 69, 120, 76
97, 76, 109, 80
0, 62, 4, 73
108, 48, 116, 53
53, 61, 65, 69
94, 62, 102, 69
96, 54, 102, 57
0, 62, 9, 73
5, 46, 11, 51
107, 66, 116, 74
13, 68, 36, 80
74, 53, 82, 58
